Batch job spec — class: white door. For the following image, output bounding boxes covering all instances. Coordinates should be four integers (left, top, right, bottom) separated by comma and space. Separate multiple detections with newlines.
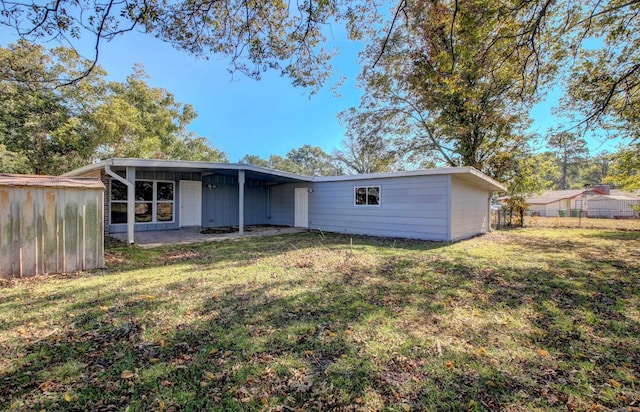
294, 188, 309, 228
179, 180, 202, 227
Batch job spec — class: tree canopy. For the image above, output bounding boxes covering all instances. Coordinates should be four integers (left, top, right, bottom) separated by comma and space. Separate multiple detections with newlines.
0, 41, 226, 175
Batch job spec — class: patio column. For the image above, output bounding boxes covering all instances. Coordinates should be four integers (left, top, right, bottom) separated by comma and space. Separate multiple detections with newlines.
238, 170, 245, 235
126, 166, 136, 244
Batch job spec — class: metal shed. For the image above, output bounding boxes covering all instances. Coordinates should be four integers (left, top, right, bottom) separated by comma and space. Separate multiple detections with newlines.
587, 194, 640, 218
0, 174, 105, 278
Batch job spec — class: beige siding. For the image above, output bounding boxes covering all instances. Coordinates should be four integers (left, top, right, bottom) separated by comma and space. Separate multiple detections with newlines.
0, 186, 104, 278
450, 177, 490, 240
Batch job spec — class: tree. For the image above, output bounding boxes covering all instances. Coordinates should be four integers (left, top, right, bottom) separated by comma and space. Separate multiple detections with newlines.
0, 0, 383, 92
579, 151, 611, 187
89, 65, 226, 162
0, 42, 226, 174
240, 145, 339, 176
0, 41, 103, 174
341, 0, 553, 182
547, 132, 589, 189
332, 130, 401, 174
558, 0, 640, 141
286, 145, 340, 176
604, 146, 640, 190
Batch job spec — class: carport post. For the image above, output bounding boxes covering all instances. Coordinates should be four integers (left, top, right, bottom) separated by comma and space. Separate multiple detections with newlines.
238, 170, 245, 235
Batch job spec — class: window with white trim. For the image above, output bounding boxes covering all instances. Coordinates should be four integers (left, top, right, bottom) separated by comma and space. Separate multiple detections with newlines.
355, 186, 380, 206
110, 178, 174, 224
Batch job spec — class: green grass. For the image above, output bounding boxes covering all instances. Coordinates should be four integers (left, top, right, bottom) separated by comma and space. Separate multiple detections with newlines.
1, 229, 639, 411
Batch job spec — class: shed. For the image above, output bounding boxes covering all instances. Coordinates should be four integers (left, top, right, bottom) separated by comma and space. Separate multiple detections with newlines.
586, 194, 640, 218
0, 174, 105, 278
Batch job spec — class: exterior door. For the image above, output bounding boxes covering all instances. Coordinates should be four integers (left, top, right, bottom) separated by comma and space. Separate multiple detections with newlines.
179, 180, 202, 227
294, 188, 309, 228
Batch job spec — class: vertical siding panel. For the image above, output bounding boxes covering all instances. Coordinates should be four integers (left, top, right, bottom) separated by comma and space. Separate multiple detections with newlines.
0, 189, 10, 277
43, 190, 57, 274
21, 190, 37, 277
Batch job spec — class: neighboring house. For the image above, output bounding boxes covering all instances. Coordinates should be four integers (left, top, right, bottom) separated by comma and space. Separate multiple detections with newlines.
64, 158, 506, 244
518, 189, 605, 217
500, 186, 640, 218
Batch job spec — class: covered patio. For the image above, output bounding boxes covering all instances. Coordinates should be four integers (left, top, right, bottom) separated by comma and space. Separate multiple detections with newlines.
109, 225, 306, 248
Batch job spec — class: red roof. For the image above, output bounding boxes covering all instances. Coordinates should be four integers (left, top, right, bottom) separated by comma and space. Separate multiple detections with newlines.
0, 173, 105, 190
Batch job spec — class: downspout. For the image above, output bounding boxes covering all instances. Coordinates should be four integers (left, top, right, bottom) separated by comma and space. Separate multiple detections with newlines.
105, 162, 135, 245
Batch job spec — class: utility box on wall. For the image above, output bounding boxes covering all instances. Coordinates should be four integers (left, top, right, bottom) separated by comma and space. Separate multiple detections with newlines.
0, 174, 105, 278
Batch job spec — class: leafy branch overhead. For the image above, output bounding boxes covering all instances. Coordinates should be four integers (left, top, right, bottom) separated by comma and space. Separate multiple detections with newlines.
0, 41, 226, 175
0, 0, 384, 91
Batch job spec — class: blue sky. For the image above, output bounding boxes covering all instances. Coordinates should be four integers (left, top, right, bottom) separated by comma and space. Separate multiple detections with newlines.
0, 26, 615, 162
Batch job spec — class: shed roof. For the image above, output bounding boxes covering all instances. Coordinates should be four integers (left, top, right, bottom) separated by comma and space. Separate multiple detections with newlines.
0, 174, 105, 190
64, 159, 507, 192
523, 189, 604, 205
589, 194, 640, 201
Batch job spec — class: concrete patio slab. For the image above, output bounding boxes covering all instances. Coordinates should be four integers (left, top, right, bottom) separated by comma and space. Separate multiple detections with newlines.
109, 226, 306, 248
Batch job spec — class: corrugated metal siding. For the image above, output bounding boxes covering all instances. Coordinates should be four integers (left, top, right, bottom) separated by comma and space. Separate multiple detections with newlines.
587, 198, 639, 218
0, 185, 104, 278
450, 177, 490, 240
308, 175, 450, 241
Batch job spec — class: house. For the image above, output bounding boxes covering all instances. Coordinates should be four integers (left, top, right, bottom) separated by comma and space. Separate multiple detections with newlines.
517, 189, 604, 217
63, 158, 506, 244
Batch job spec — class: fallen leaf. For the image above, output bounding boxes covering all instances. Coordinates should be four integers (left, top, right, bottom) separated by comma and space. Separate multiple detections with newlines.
537, 349, 549, 357
486, 380, 497, 387
161, 380, 173, 387
209, 348, 218, 355
475, 347, 487, 356
223, 350, 233, 357
260, 397, 269, 405
204, 371, 215, 380
608, 379, 622, 388
149, 358, 160, 364
445, 361, 454, 368
121, 370, 135, 379
200, 380, 209, 387
99, 306, 109, 312
64, 392, 72, 402
354, 397, 364, 404
304, 350, 313, 356
401, 403, 411, 411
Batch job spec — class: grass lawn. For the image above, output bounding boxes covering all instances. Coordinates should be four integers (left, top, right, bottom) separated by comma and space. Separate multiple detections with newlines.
1, 229, 639, 411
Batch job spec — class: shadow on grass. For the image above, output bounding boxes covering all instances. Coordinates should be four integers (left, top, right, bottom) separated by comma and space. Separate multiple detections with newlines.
1, 231, 639, 411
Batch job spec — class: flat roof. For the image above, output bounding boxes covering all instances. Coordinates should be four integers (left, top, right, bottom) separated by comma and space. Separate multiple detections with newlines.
64, 159, 506, 191
0, 174, 105, 190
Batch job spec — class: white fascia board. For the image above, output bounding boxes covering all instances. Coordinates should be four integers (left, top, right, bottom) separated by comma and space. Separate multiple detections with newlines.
63, 158, 313, 182
313, 166, 507, 192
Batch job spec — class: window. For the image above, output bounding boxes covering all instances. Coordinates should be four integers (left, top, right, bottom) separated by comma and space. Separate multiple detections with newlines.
355, 186, 380, 206
110, 177, 174, 224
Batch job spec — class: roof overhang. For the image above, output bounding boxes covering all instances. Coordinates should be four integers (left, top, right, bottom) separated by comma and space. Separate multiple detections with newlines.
314, 166, 507, 192
64, 161, 506, 191
63, 158, 314, 183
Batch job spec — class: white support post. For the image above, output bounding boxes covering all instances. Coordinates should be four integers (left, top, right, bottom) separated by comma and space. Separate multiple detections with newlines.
238, 170, 245, 235
104, 163, 135, 245
126, 166, 136, 244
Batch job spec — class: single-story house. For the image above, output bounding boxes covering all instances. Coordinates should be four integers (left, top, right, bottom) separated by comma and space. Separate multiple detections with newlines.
63, 158, 506, 243
508, 188, 606, 217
